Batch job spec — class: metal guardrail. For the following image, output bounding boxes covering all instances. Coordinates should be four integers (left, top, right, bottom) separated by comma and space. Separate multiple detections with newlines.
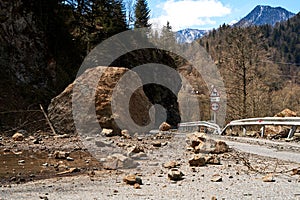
221, 117, 300, 139
178, 117, 300, 139
178, 121, 222, 134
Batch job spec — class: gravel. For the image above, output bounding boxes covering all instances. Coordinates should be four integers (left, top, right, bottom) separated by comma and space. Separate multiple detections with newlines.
1, 132, 300, 200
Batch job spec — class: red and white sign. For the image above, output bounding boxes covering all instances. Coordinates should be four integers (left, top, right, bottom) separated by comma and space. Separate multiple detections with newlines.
211, 102, 220, 111
210, 86, 220, 102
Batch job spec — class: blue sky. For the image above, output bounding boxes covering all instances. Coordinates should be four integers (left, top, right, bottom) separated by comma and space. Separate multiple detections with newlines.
147, 0, 300, 31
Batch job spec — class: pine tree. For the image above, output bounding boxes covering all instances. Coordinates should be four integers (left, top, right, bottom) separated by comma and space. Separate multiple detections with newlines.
134, 0, 151, 29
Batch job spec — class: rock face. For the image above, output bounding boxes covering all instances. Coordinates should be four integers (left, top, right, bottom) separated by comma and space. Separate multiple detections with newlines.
48, 66, 152, 135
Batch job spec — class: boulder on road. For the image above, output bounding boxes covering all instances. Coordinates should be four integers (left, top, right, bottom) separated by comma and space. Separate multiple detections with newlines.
48, 66, 152, 135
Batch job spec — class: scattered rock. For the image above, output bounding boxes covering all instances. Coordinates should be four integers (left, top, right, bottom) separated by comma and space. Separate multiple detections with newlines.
101, 128, 114, 137
211, 196, 217, 200
18, 160, 25, 164
10, 177, 17, 182
53, 151, 70, 159
265, 126, 289, 139
189, 154, 206, 167
32, 138, 41, 144
205, 154, 221, 165
121, 130, 131, 139
186, 132, 207, 148
213, 141, 229, 154
42, 163, 48, 167
195, 140, 229, 154
103, 154, 139, 170
291, 168, 300, 175
123, 174, 142, 185
186, 132, 228, 154
275, 108, 297, 117
3, 148, 10, 153
163, 161, 180, 169
159, 122, 171, 131
66, 157, 74, 161
262, 174, 275, 182
134, 183, 141, 189
167, 168, 184, 181
127, 145, 144, 155
211, 174, 222, 182
152, 141, 162, 147
12, 132, 24, 141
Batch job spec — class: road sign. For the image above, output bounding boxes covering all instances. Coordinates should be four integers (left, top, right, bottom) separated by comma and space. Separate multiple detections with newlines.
210, 97, 220, 102
210, 86, 220, 97
211, 102, 220, 111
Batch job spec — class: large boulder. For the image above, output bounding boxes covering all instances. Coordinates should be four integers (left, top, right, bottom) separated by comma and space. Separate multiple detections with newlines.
275, 108, 297, 117
48, 66, 152, 135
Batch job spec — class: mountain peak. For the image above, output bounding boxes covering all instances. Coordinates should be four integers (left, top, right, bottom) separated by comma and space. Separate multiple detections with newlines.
235, 5, 295, 27
176, 29, 208, 43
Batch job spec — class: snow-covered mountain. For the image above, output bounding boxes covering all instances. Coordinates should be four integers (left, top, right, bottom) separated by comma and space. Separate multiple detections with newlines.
176, 28, 208, 43
235, 5, 295, 27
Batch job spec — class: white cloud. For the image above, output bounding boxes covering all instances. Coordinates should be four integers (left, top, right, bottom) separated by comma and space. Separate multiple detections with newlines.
150, 0, 231, 31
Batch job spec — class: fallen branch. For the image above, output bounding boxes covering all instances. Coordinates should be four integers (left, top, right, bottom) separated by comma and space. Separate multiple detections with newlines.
39, 104, 56, 135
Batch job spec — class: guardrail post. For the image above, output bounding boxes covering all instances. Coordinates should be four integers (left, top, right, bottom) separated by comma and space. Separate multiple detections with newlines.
242, 126, 246, 136
287, 125, 297, 139
261, 125, 265, 138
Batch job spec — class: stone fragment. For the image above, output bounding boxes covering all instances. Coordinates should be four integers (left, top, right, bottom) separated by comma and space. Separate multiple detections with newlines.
291, 168, 300, 175
101, 128, 114, 137
211, 174, 222, 182
152, 141, 162, 147
262, 174, 275, 182
189, 154, 206, 167
167, 168, 184, 181
159, 122, 171, 131
186, 132, 207, 148
275, 108, 297, 117
66, 157, 74, 161
53, 151, 70, 159
205, 154, 221, 165
213, 141, 229, 154
163, 161, 180, 169
121, 130, 131, 139
127, 145, 144, 155
103, 154, 139, 170
123, 174, 142, 185
12, 132, 24, 141
134, 183, 141, 189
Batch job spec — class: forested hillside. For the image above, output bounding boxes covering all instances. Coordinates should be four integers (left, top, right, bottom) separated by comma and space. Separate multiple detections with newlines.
1, 0, 299, 131
199, 13, 300, 121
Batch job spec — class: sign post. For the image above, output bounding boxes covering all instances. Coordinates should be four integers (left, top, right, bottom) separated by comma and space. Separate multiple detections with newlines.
210, 86, 220, 124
